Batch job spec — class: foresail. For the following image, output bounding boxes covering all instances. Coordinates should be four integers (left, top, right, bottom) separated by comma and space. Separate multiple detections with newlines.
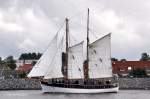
28, 34, 58, 77
89, 33, 112, 78
44, 38, 64, 79
68, 41, 84, 79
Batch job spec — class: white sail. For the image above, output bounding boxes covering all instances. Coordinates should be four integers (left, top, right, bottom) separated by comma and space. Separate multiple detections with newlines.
89, 33, 112, 78
44, 38, 64, 79
68, 41, 84, 79
28, 34, 59, 77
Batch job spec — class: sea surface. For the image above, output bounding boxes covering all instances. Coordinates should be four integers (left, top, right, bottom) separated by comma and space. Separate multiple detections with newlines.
0, 90, 149, 99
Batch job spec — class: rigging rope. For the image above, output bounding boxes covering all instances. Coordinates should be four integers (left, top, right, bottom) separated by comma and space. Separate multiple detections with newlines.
68, 8, 110, 44
42, 21, 65, 55
44, 34, 64, 78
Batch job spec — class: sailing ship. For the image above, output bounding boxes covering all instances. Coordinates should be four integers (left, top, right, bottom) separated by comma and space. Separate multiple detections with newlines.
28, 9, 119, 93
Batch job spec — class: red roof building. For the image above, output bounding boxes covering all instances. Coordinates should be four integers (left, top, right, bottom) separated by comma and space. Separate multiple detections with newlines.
112, 61, 150, 76
17, 64, 33, 73
17, 61, 150, 76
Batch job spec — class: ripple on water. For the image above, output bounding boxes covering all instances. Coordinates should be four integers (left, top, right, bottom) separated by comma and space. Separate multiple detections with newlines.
0, 90, 150, 99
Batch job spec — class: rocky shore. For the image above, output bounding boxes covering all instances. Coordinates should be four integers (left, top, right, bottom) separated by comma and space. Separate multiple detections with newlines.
0, 78, 150, 90
0, 79, 41, 90
119, 78, 150, 90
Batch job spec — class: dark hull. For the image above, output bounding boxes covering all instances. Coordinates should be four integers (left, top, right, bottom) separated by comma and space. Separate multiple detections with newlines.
41, 81, 118, 89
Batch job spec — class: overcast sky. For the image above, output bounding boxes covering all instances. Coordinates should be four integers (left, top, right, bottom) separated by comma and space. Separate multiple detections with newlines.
0, 0, 150, 60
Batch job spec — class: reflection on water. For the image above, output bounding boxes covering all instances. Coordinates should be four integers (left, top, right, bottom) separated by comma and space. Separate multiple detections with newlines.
0, 90, 149, 99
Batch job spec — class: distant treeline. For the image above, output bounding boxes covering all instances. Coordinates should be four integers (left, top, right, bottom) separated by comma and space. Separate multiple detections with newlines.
112, 52, 150, 61
0, 56, 16, 70
19, 53, 42, 60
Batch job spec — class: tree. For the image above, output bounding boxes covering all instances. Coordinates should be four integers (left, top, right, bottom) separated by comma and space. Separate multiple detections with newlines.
31, 61, 37, 66
5, 56, 17, 70
31, 53, 36, 59
111, 57, 118, 61
140, 52, 150, 61
19, 53, 28, 60
19, 72, 27, 78
120, 59, 126, 61
28, 53, 32, 59
19, 52, 42, 60
0, 57, 2, 64
37, 53, 42, 59
129, 68, 147, 78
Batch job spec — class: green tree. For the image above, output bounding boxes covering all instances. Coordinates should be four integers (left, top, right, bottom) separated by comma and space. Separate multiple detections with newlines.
129, 68, 147, 78
28, 53, 32, 59
19, 53, 28, 60
19, 72, 27, 78
140, 52, 150, 61
31, 61, 37, 66
0, 57, 2, 64
37, 53, 42, 59
5, 56, 17, 70
120, 59, 126, 61
111, 57, 118, 61
31, 53, 36, 59
19, 52, 42, 60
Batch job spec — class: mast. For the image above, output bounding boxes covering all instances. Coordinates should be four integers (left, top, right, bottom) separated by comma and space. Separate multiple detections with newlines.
84, 8, 90, 79
64, 18, 69, 79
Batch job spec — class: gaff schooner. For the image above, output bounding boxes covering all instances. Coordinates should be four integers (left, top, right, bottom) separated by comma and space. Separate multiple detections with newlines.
28, 9, 119, 93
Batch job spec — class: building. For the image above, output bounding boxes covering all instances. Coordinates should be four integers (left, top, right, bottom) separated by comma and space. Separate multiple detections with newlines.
16, 59, 38, 74
17, 64, 33, 73
16, 59, 38, 67
112, 61, 150, 77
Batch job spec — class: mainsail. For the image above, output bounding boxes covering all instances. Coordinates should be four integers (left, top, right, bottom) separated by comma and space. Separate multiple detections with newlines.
44, 37, 64, 79
28, 34, 62, 77
68, 41, 84, 79
89, 33, 112, 78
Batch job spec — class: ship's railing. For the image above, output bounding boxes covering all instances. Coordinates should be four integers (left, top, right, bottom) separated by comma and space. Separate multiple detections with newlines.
49, 83, 118, 89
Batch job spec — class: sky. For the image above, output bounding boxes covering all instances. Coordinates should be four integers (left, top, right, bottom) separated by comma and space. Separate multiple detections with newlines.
0, 0, 150, 60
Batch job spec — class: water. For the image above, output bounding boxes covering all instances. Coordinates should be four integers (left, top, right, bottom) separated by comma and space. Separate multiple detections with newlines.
0, 90, 149, 99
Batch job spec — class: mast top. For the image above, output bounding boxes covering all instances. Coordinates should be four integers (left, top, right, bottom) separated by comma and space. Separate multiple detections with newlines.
65, 18, 69, 21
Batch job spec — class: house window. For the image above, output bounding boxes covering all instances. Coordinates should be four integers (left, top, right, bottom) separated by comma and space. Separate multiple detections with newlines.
128, 67, 132, 70
120, 69, 125, 71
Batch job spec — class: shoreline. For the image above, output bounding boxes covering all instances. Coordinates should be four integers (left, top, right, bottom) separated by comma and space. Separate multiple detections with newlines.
0, 79, 41, 90
0, 78, 150, 90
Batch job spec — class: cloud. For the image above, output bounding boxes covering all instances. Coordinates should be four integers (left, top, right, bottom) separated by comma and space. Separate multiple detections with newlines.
0, 1, 58, 58
18, 38, 35, 50
0, 0, 149, 60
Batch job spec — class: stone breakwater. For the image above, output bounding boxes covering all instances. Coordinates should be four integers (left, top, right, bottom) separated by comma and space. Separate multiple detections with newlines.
1, 78, 150, 90
119, 78, 150, 90
0, 79, 41, 90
